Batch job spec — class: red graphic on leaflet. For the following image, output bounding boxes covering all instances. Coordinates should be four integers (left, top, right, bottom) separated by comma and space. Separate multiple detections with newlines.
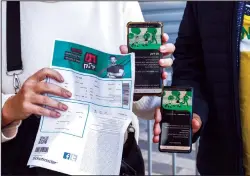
83, 52, 97, 71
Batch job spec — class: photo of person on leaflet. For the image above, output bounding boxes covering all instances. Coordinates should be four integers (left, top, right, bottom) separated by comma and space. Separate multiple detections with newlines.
107, 56, 124, 79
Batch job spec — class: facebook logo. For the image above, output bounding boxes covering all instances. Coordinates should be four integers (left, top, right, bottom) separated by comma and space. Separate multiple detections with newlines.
63, 152, 77, 162
63, 152, 71, 160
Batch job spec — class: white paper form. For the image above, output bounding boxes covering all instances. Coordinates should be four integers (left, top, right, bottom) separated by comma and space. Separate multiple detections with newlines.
28, 40, 135, 175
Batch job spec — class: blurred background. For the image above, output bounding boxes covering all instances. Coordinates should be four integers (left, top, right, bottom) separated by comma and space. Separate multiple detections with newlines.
137, 1, 199, 175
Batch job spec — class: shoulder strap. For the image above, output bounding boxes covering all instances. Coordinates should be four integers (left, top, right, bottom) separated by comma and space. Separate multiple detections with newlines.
6, 1, 23, 72
6, 1, 23, 93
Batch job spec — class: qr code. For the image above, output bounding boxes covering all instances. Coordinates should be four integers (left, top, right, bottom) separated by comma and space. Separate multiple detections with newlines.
38, 136, 49, 144
35, 147, 49, 153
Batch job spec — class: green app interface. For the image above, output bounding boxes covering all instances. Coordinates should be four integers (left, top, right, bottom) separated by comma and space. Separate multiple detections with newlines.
128, 26, 162, 89
128, 27, 161, 50
160, 89, 193, 149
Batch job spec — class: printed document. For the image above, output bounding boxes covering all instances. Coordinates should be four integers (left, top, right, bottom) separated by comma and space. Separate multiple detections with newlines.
27, 40, 135, 175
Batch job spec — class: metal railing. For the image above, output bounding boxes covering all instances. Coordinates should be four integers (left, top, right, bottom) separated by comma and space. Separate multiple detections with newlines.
145, 120, 200, 175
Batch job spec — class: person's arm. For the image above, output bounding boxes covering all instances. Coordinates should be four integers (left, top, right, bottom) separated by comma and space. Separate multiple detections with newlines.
107, 72, 116, 78
172, 2, 208, 143
123, 2, 157, 120
116, 69, 124, 77
133, 96, 161, 120
107, 69, 124, 77
123, 1, 145, 26
2, 93, 22, 143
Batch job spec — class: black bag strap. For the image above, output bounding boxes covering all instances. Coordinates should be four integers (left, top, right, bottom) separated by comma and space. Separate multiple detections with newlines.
6, 1, 23, 93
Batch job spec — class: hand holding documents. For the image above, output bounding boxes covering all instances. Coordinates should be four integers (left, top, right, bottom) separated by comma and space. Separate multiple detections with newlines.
28, 40, 135, 175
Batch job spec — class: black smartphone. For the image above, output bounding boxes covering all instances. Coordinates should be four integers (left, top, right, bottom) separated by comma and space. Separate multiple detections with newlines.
127, 22, 163, 99
159, 86, 193, 153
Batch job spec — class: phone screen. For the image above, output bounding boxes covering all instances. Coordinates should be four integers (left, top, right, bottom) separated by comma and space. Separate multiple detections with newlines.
159, 87, 193, 152
127, 22, 163, 94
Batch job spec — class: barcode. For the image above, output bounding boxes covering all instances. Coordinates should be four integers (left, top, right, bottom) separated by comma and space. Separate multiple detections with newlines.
122, 83, 130, 106
35, 147, 49, 153
38, 136, 49, 144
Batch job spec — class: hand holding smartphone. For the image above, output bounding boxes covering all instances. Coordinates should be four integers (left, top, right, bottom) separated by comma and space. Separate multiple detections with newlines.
127, 22, 163, 99
159, 86, 193, 153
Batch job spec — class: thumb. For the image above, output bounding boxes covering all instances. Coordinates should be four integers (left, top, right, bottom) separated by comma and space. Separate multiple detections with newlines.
119, 45, 128, 54
192, 113, 202, 134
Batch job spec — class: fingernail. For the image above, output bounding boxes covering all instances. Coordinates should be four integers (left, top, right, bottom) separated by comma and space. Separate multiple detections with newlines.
56, 112, 61, 117
62, 104, 68, 111
162, 72, 167, 79
60, 76, 64, 82
160, 45, 166, 51
194, 119, 200, 126
159, 59, 165, 65
66, 91, 72, 97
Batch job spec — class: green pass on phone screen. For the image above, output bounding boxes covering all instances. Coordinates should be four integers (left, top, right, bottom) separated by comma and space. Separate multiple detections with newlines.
160, 88, 193, 153
127, 22, 163, 95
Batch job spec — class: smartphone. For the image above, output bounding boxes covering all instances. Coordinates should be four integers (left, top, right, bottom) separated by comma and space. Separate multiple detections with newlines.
159, 86, 193, 153
127, 22, 163, 98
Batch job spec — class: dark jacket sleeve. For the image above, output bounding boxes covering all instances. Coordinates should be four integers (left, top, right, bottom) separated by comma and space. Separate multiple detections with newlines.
172, 2, 208, 143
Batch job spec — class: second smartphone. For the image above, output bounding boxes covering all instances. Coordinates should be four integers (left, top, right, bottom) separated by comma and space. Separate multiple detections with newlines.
159, 86, 193, 153
127, 22, 163, 99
